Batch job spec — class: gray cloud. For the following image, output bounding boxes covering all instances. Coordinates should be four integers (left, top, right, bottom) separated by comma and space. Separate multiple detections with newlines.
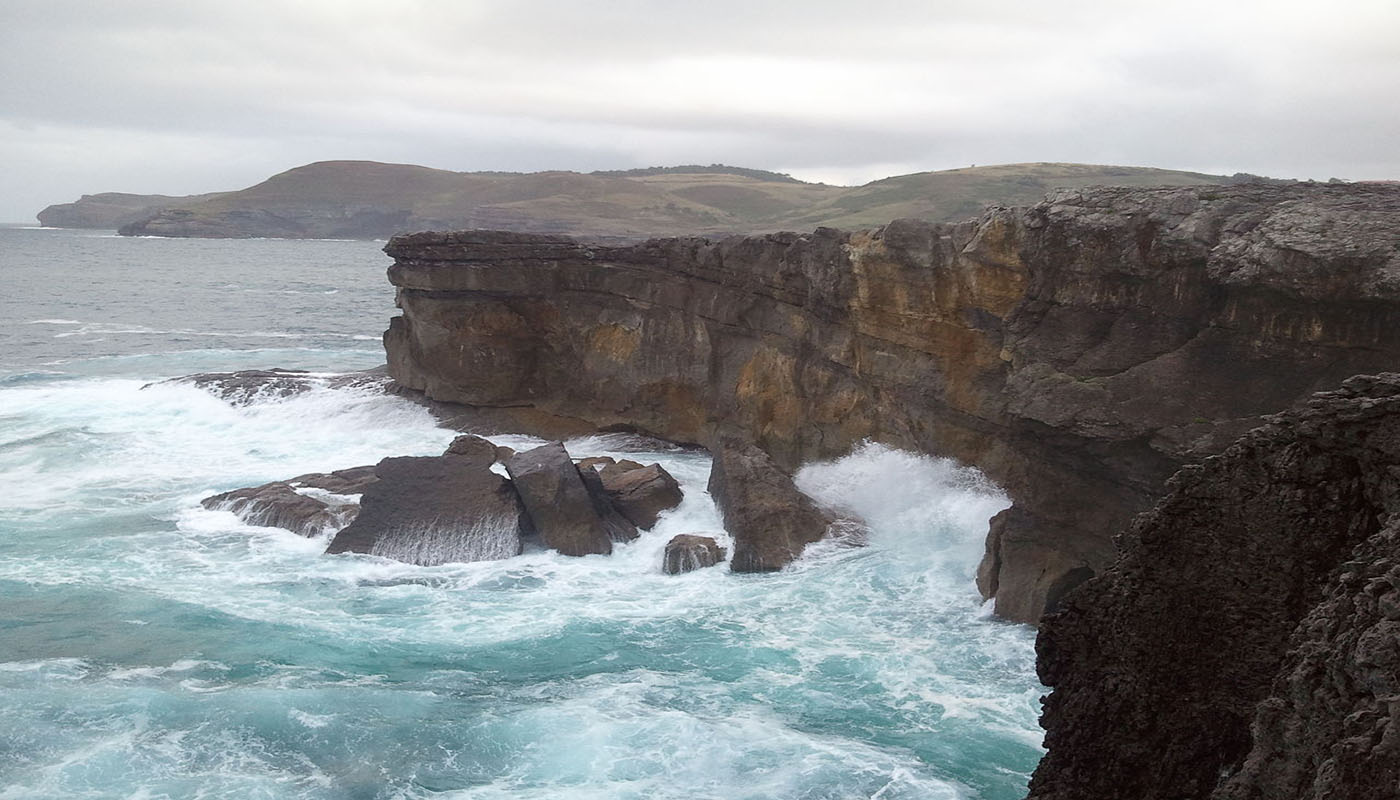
1, 0, 1397, 221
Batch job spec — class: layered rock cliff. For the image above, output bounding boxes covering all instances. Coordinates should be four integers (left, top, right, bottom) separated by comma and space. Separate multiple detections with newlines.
1030, 374, 1400, 800
381, 182, 1400, 621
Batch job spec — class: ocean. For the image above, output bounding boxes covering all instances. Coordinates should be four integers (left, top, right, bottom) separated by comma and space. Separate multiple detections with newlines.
0, 226, 1044, 799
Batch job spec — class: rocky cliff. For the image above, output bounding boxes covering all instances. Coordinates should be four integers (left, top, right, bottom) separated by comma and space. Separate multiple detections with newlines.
1030, 374, 1400, 799
381, 182, 1400, 622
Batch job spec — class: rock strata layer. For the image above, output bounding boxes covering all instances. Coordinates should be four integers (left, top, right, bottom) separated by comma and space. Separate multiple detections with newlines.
1030, 374, 1400, 800
381, 183, 1400, 620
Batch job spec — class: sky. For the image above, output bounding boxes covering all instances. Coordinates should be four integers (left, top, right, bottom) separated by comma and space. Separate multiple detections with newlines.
2, 0, 1398, 222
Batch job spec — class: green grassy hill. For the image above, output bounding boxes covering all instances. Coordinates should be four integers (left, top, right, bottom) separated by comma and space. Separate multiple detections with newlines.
41, 160, 1238, 239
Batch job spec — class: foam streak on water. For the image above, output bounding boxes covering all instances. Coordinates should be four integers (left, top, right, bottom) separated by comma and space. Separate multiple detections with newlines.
0, 228, 1043, 799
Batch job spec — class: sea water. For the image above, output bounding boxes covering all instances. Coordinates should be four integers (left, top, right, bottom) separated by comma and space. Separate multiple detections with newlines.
0, 226, 1043, 799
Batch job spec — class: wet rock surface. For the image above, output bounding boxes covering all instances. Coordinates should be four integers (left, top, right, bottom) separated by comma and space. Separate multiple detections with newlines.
599, 463, 683, 530
707, 440, 844, 573
159, 367, 391, 405
504, 442, 614, 557
662, 534, 726, 574
381, 183, 1400, 621
201, 465, 377, 536
324, 453, 525, 565
1030, 374, 1400, 800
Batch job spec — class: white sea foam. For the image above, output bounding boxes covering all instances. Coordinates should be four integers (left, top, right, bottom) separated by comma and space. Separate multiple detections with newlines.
0, 373, 1042, 798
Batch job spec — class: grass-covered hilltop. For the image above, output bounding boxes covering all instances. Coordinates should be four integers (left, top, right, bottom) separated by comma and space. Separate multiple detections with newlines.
40, 160, 1240, 240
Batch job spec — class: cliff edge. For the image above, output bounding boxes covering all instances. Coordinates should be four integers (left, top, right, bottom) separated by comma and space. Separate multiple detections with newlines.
1031, 374, 1400, 799
381, 182, 1400, 622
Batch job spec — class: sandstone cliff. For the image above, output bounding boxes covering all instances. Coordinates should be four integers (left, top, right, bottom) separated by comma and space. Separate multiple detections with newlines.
381, 182, 1400, 621
1030, 374, 1400, 800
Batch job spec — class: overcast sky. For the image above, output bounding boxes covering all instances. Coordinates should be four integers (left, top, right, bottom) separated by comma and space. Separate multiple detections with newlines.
2, 0, 1397, 221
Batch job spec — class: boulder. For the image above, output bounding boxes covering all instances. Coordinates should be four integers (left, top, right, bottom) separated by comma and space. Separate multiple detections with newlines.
707, 439, 841, 572
601, 463, 684, 529
201, 465, 376, 536
443, 433, 498, 461
324, 453, 525, 565
662, 534, 726, 574
598, 459, 645, 482
578, 467, 639, 542
575, 456, 616, 471
504, 442, 613, 556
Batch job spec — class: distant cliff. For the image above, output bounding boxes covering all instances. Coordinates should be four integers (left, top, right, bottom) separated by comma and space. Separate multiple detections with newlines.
379, 182, 1400, 623
37, 191, 225, 229
1030, 374, 1400, 799
40, 159, 1234, 239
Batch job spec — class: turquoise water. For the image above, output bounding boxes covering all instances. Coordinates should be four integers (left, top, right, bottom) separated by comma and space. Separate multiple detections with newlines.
0, 227, 1043, 798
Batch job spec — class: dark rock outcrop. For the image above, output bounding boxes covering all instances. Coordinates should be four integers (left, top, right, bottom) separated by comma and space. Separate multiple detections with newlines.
1030, 374, 1400, 800
324, 454, 525, 565
201, 465, 377, 536
503, 443, 614, 556
600, 463, 683, 529
663, 534, 727, 574
707, 440, 841, 572
381, 183, 1400, 620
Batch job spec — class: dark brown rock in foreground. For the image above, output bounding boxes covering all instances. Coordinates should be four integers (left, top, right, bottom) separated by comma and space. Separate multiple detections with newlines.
1030, 374, 1400, 800
662, 534, 726, 574
201, 465, 377, 536
324, 454, 525, 565
381, 183, 1400, 621
707, 440, 839, 572
504, 442, 614, 556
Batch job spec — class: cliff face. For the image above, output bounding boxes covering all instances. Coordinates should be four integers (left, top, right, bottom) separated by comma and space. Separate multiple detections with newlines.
1030, 374, 1400, 800
382, 183, 1400, 622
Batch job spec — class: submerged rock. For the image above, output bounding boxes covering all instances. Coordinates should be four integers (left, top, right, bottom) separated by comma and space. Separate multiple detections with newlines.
600, 463, 683, 530
201, 465, 376, 536
662, 534, 726, 574
707, 439, 850, 572
163, 368, 318, 404
504, 442, 613, 556
324, 454, 525, 565
157, 366, 390, 406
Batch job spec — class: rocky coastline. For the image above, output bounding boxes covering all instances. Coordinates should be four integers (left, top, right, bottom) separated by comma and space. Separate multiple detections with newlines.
379, 182, 1400, 622
186, 181, 1400, 796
